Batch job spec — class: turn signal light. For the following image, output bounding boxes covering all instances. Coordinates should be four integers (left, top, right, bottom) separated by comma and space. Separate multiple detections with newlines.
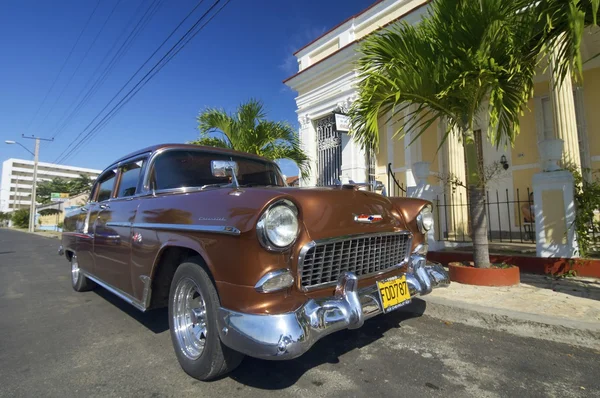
254, 269, 295, 293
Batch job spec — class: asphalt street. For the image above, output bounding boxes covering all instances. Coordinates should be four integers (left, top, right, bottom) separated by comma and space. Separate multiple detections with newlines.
0, 228, 598, 398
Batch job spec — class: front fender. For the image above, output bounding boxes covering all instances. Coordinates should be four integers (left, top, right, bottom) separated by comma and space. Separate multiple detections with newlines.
388, 197, 431, 248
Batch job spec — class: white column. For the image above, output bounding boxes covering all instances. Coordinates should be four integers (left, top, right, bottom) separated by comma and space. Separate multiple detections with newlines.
534, 139, 578, 257
339, 97, 368, 184
341, 134, 367, 183
532, 171, 578, 258
404, 104, 422, 188
550, 47, 581, 170
298, 114, 317, 187
444, 123, 469, 236
386, 111, 395, 190
408, 161, 442, 250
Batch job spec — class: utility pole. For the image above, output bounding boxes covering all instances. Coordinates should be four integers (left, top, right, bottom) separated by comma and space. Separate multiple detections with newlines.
21, 135, 53, 232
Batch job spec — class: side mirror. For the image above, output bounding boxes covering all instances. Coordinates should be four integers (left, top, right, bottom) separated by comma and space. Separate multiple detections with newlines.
211, 160, 239, 178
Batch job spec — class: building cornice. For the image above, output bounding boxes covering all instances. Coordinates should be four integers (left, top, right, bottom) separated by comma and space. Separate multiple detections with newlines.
285, 0, 430, 84
293, 0, 387, 57
285, 44, 359, 89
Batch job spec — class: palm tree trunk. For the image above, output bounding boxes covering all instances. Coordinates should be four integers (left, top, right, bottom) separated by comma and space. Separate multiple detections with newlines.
468, 185, 491, 268
464, 128, 491, 268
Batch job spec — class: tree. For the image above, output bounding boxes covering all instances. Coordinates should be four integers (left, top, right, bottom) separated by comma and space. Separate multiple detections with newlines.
69, 174, 93, 196
36, 178, 71, 204
189, 99, 310, 178
11, 209, 30, 228
350, 0, 540, 268
36, 174, 93, 204
0, 212, 10, 222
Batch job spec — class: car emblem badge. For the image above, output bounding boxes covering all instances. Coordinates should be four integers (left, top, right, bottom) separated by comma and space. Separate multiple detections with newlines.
133, 233, 143, 244
354, 214, 383, 223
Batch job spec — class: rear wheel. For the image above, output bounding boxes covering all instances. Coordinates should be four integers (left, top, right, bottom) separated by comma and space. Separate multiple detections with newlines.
168, 259, 244, 381
71, 254, 95, 292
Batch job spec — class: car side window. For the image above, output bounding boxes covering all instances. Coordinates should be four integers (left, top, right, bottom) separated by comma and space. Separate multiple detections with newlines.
89, 182, 99, 203
96, 171, 116, 202
116, 160, 144, 198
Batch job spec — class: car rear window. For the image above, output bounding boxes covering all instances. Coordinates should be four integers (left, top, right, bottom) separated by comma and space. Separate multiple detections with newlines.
151, 150, 284, 190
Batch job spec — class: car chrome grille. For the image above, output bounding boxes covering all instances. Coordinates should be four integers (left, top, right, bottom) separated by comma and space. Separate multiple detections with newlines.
298, 232, 412, 290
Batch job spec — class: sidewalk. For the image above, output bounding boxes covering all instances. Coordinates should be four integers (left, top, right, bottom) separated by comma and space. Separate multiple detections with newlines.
404, 273, 600, 350
6, 227, 61, 239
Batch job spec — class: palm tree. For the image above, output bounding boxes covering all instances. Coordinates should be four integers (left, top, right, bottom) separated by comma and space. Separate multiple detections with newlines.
532, 0, 599, 85
190, 99, 310, 178
350, 0, 540, 268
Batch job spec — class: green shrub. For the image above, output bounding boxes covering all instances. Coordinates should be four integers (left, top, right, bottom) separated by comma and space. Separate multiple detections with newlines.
569, 167, 600, 257
11, 209, 30, 228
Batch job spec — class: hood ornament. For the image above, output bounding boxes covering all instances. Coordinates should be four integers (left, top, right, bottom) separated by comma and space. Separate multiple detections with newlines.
354, 214, 383, 223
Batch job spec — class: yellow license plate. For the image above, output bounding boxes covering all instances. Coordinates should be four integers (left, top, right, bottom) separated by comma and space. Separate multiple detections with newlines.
377, 275, 411, 313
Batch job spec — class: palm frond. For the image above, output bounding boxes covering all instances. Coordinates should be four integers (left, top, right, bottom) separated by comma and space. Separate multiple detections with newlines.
194, 99, 310, 178
350, 0, 539, 154
188, 136, 233, 149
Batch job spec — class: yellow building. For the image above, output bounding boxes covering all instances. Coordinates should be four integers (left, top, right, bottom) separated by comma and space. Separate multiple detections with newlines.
284, 0, 600, 244
36, 192, 88, 231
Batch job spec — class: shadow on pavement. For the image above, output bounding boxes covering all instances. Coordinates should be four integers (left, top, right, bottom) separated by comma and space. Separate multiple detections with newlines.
228, 299, 427, 389
93, 284, 427, 389
93, 288, 169, 333
520, 273, 600, 302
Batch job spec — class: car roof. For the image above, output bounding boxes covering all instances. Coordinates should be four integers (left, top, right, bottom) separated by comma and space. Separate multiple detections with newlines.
110, 143, 271, 165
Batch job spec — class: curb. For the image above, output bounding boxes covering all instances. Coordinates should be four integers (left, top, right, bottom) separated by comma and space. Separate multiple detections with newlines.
400, 296, 600, 351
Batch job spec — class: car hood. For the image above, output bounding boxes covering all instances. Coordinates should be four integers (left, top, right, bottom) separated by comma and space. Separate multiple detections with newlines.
245, 186, 412, 241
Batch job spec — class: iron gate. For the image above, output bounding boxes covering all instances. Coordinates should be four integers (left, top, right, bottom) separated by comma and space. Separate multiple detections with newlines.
316, 114, 342, 186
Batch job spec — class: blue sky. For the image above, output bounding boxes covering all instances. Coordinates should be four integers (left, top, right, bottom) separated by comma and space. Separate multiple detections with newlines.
0, 0, 372, 177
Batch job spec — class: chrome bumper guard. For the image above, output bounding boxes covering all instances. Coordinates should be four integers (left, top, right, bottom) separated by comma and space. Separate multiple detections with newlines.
217, 255, 449, 360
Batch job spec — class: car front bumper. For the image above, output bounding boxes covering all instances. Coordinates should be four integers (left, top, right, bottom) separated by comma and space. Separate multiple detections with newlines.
217, 254, 449, 360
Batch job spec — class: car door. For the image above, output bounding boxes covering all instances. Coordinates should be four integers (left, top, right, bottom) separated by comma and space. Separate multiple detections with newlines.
92, 159, 145, 295
71, 189, 99, 275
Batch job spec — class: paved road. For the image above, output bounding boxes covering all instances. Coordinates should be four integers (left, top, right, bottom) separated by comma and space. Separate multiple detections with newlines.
0, 228, 598, 398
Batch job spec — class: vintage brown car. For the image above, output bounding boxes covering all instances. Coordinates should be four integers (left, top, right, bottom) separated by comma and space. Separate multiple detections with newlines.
59, 144, 449, 380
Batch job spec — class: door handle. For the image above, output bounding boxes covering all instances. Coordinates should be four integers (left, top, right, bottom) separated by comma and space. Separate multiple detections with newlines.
80, 207, 88, 212
99, 203, 110, 210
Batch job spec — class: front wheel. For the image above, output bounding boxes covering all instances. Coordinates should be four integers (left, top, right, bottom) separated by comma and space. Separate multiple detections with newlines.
71, 254, 95, 292
168, 259, 244, 381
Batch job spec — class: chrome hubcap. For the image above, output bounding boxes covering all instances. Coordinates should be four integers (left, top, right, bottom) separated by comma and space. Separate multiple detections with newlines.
172, 278, 208, 360
71, 255, 79, 284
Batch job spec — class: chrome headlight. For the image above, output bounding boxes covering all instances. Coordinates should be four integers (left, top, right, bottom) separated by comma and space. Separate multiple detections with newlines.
417, 205, 434, 233
257, 199, 299, 250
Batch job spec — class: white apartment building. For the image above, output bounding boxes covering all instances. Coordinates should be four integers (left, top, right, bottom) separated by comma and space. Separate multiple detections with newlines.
0, 158, 101, 213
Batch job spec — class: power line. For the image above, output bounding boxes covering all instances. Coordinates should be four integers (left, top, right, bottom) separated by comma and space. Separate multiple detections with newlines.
67, 0, 234, 160
56, 0, 230, 164
24, 0, 102, 133
35, 0, 124, 132
50, 0, 161, 140
53, 0, 210, 163
62, 0, 233, 162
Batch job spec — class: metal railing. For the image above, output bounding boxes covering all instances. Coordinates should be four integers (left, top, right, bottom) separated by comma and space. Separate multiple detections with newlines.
387, 163, 407, 197
434, 187, 536, 244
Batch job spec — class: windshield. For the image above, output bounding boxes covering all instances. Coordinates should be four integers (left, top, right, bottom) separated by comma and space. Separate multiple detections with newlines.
150, 149, 285, 190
